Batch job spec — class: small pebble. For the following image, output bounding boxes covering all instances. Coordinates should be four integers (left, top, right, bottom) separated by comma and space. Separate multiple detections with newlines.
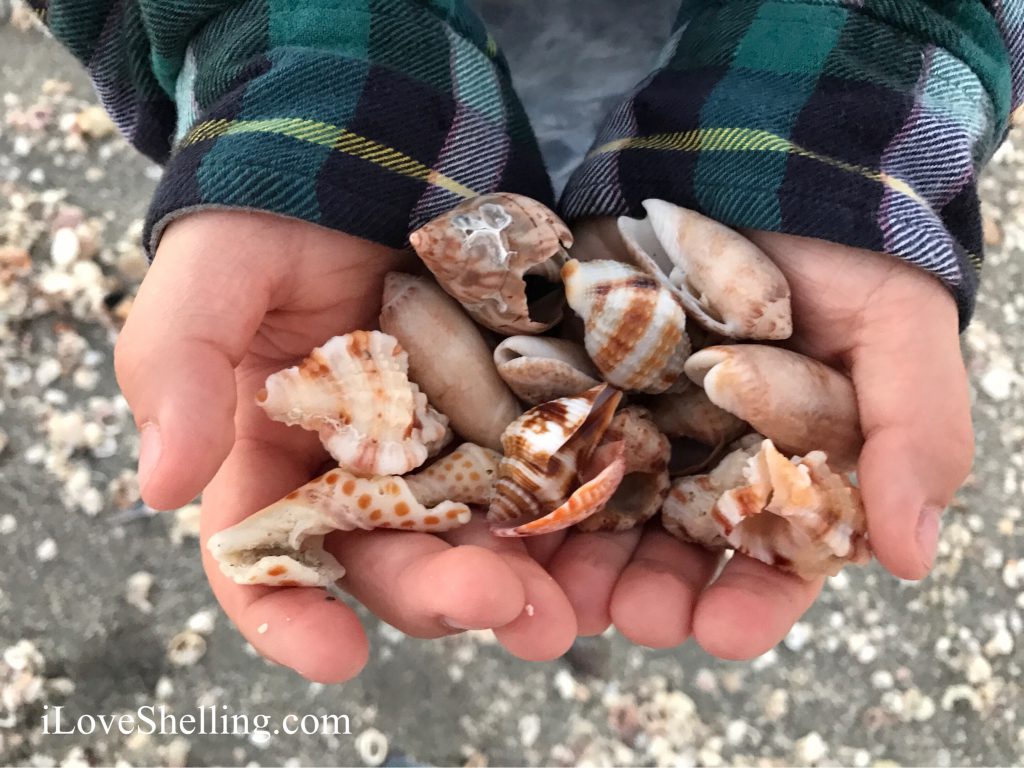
0, 514, 17, 535
36, 538, 58, 562
166, 630, 207, 666
187, 609, 217, 635
125, 571, 154, 613
793, 732, 827, 764
355, 728, 388, 766
980, 365, 1015, 401
256, 622, 268, 635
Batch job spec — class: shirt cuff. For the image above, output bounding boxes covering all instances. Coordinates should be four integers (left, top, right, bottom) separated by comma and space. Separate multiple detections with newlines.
145, 1, 552, 254
560, 0, 1017, 328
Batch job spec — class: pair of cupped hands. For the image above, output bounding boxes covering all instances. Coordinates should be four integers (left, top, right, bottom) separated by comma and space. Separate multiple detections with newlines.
116, 209, 973, 683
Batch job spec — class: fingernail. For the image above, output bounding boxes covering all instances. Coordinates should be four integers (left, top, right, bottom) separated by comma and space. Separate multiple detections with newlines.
441, 616, 474, 631
137, 422, 162, 493
916, 506, 943, 572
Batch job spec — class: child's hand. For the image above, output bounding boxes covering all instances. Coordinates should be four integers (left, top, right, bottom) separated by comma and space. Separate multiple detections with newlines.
544, 228, 974, 658
114, 211, 577, 682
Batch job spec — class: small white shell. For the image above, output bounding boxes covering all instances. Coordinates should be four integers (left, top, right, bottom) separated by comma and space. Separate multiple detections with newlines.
207, 468, 472, 587
562, 259, 690, 394
662, 439, 870, 579
403, 443, 501, 507
493, 336, 601, 404
380, 272, 521, 450
619, 200, 792, 340
257, 331, 450, 477
408, 193, 572, 334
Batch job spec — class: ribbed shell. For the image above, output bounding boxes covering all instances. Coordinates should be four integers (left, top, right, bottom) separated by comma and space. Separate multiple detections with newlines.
562, 259, 690, 394
257, 331, 450, 477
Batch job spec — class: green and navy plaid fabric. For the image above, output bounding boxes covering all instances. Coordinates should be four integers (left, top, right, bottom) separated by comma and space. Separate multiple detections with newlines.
33, 0, 1023, 326
561, 0, 1024, 326
35, 0, 553, 250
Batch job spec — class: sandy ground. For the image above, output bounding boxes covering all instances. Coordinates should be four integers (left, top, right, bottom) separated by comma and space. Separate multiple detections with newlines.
1, 2, 1022, 766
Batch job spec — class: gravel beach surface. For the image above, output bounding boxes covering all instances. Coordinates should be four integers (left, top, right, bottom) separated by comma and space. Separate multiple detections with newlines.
2, 2, 1022, 765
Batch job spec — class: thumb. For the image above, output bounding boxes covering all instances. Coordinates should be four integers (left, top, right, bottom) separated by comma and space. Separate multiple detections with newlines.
115, 212, 278, 510
851, 276, 974, 580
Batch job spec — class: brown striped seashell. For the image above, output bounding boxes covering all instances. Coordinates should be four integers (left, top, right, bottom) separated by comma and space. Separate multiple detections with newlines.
257, 331, 450, 477
493, 336, 601, 405
379, 272, 521, 450
562, 259, 690, 394
662, 438, 870, 580
618, 201, 792, 340
207, 468, 472, 587
684, 345, 863, 471
403, 443, 501, 507
487, 384, 625, 535
646, 386, 747, 447
576, 406, 671, 532
408, 193, 571, 334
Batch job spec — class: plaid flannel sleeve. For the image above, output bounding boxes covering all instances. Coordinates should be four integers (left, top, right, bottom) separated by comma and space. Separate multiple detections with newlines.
34, 0, 553, 254
561, 0, 1024, 327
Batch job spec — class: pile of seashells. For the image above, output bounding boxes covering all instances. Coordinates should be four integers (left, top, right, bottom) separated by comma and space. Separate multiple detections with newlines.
208, 194, 870, 587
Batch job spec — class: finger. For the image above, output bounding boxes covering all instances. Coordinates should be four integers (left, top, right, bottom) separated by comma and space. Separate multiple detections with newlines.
851, 281, 974, 580
521, 529, 568, 568
116, 213, 279, 509
547, 527, 643, 636
329, 518, 525, 638
444, 522, 577, 661
200, 409, 370, 684
609, 528, 719, 648
692, 553, 822, 660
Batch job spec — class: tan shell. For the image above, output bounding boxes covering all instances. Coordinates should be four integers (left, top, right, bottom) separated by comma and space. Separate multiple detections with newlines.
685, 345, 863, 471
403, 443, 501, 507
646, 386, 747, 447
619, 200, 792, 340
379, 272, 521, 450
493, 336, 601, 404
487, 384, 623, 531
662, 439, 870, 579
576, 406, 671, 532
562, 259, 690, 394
408, 193, 572, 334
207, 468, 472, 587
257, 331, 450, 476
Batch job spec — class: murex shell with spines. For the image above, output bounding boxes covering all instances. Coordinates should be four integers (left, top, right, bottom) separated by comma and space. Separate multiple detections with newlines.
257, 330, 450, 477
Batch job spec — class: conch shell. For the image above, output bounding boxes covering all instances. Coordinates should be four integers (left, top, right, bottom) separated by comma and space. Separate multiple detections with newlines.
562, 259, 690, 394
618, 200, 792, 340
408, 193, 572, 334
379, 272, 521, 450
207, 468, 472, 587
662, 438, 870, 579
488, 384, 626, 536
493, 336, 601, 404
257, 331, 450, 476
645, 385, 747, 448
576, 406, 671, 532
684, 345, 862, 471
403, 443, 501, 507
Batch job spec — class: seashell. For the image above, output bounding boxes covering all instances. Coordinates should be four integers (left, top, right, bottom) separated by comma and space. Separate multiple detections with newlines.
408, 193, 572, 334
684, 345, 863, 471
662, 439, 870, 579
576, 406, 671, 532
379, 272, 521, 450
207, 468, 472, 587
646, 386, 747, 447
562, 259, 690, 394
403, 443, 502, 507
493, 336, 601, 404
618, 200, 792, 340
257, 331, 450, 477
487, 384, 624, 533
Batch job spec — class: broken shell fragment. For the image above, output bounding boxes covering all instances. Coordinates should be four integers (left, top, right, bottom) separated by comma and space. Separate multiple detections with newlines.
403, 443, 501, 507
685, 345, 862, 471
662, 439, 869, 579
619, 200, 792, 340
493, 336, 601, 404
257, 331, 450, 476
576, 406, 671, 532
646, 386, 747, 447
409, 193, 572, 334
380, 272, 521, 450
207, 468, 472, 587
488, 384, 624, 532
562, 259, 690, 394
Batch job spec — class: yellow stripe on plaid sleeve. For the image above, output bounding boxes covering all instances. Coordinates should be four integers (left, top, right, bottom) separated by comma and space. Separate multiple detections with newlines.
181, 117, 478, 200
590, 127, 927, 207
